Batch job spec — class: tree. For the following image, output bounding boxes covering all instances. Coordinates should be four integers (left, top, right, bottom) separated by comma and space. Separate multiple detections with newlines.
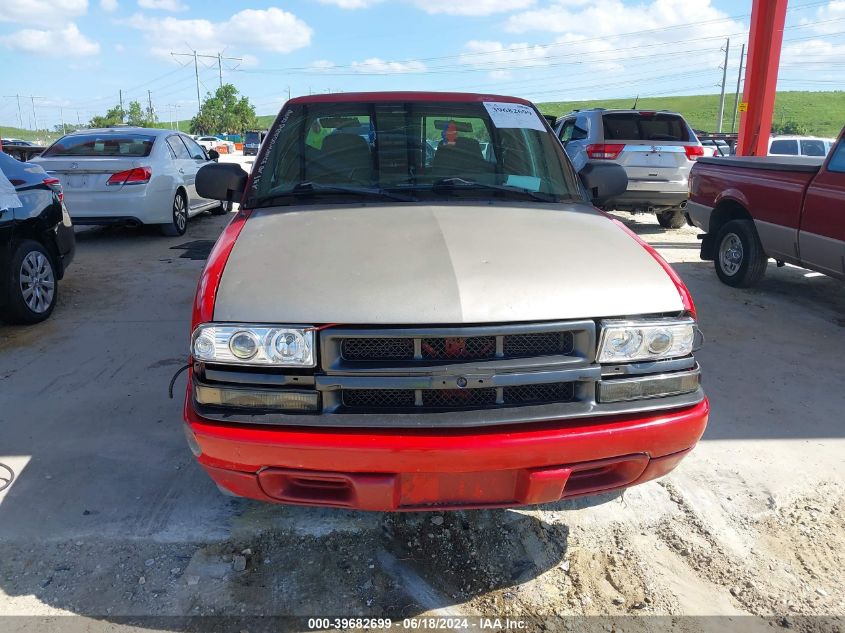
189, 84, 256, 135
772, 120, 810, 136
89, 105, 125, 128
88, 100, 157, 129
126, 100, 157, 127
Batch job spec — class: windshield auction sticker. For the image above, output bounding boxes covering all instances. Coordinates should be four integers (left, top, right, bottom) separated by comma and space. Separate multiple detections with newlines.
483, 102, 546, 131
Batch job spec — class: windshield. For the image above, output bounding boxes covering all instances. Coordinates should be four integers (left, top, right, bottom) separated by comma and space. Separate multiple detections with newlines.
248, 100, 577, 207
245, 132, 260, 143
42, 133, 155, 157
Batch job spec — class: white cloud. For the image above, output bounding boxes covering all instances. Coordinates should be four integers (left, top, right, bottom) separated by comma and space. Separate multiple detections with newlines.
138, 0, 188, 11
100, 0, 118, 11
799, 0, 845, 35
782, 38, 845, 68
350, 57, 427, 73
310, 60, 337, 70
413, 0, 535, 16
0, 0, 88, 27
125, 8, 313, 58
317, 0, 383, 8
497, 0, 743, 90
459, 40, 551, 79
4, 22, 100, 56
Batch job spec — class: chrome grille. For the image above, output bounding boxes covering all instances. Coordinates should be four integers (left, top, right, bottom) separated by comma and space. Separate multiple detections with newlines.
504, 332, 574, 357
341, 337, 414, 361
340, 383, 574, 411
423, 388, 496, 408
342, 389, 415, 409
421, 336, 495, 360
503, 382, 575, 405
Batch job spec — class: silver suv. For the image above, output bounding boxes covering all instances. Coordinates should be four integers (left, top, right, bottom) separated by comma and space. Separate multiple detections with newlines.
555, 109, 704, 228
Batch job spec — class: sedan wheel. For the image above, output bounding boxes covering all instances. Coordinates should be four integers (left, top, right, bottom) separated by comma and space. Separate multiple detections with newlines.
2, 240, 58, 324
161, 192, 188, 237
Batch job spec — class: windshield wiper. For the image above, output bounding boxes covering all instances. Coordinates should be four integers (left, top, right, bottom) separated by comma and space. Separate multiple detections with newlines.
255, 182, 417, 207
399, 177, 560, 203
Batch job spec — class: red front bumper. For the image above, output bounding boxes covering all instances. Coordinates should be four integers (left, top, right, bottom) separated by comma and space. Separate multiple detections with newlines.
184, 398, 708, 511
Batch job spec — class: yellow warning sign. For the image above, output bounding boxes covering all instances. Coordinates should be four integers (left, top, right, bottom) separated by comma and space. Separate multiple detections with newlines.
738, 102, 749, 112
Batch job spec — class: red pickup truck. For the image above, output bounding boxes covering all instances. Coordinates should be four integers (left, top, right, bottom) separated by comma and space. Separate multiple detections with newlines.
687, 125, 845, 287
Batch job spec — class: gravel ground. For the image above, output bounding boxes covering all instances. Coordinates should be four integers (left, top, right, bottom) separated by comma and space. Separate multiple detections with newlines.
1, 158, 843, 631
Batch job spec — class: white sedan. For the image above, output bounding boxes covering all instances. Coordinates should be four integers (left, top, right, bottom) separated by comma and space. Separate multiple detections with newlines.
195, 135, 236, 154
32, 127, 224, 236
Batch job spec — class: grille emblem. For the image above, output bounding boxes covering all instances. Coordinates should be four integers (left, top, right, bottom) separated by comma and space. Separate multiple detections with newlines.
70, 162, 78, 170
456, 376, 468, 389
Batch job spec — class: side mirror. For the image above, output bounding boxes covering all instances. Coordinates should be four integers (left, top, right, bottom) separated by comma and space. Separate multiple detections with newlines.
196, 162, 248, 202
207, 149, 219, 162
578, 162, 628, 206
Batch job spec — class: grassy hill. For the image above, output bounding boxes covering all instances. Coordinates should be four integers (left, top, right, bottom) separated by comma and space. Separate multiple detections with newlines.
4, 91, 843, 144
537, 91, 845, 137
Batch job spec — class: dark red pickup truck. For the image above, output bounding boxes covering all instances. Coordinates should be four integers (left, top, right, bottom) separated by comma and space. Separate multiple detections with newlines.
687, 126, 845, 287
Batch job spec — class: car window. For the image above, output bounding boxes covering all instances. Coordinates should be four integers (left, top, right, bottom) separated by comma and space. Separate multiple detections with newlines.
826, 141, 845, 173
249, 100, 575, 206
42, 133, 155, 157
558, 119, 576, 143
770, 139, 798, 155
166, 135, 191, 160
181, 136, 207, 160
573, 115, 590, 141
800, 140, 826, 157
602, 113, 691, 142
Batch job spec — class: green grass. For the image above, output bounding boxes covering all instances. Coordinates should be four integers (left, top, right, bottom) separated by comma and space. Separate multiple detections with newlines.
5, 91, 843, 143
537, 91, 845, 137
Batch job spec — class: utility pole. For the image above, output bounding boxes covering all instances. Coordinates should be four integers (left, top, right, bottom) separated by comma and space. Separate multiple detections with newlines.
717, 37, 730, 133
119, 89, 124, 122
60, 107, 66, 134
14, 94, 22, 128
30, 96, 40, 132
214, 51, 242, 88
147, 89, 154, 121
166, 103, 180, 130
76, 110, 81, 127
731, 43, 746, 133
172, 49, 242, 112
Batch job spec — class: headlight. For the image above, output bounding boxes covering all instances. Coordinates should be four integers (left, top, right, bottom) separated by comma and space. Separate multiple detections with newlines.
597, 318, 695, 363
191, 324, 315, 367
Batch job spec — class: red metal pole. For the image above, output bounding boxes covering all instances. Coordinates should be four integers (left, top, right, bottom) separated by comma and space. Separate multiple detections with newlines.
736, 0, 789, 156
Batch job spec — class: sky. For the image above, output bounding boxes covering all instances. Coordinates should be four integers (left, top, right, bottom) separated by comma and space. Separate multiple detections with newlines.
1, 0, 844, 130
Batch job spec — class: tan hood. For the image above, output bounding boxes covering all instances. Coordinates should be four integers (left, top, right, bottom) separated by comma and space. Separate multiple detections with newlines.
213, 202, 684, 324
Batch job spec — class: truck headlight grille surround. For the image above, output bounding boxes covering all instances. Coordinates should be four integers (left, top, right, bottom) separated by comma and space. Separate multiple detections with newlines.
191, 325, 315, 367
598, 367, 701, 403
597, 318, 695, 363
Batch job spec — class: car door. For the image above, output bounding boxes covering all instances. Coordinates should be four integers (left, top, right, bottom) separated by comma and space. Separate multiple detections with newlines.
798, 139, 845, 279
165, 134, 195, 203
180, 135, 215, 208
171, 135, 204, 209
